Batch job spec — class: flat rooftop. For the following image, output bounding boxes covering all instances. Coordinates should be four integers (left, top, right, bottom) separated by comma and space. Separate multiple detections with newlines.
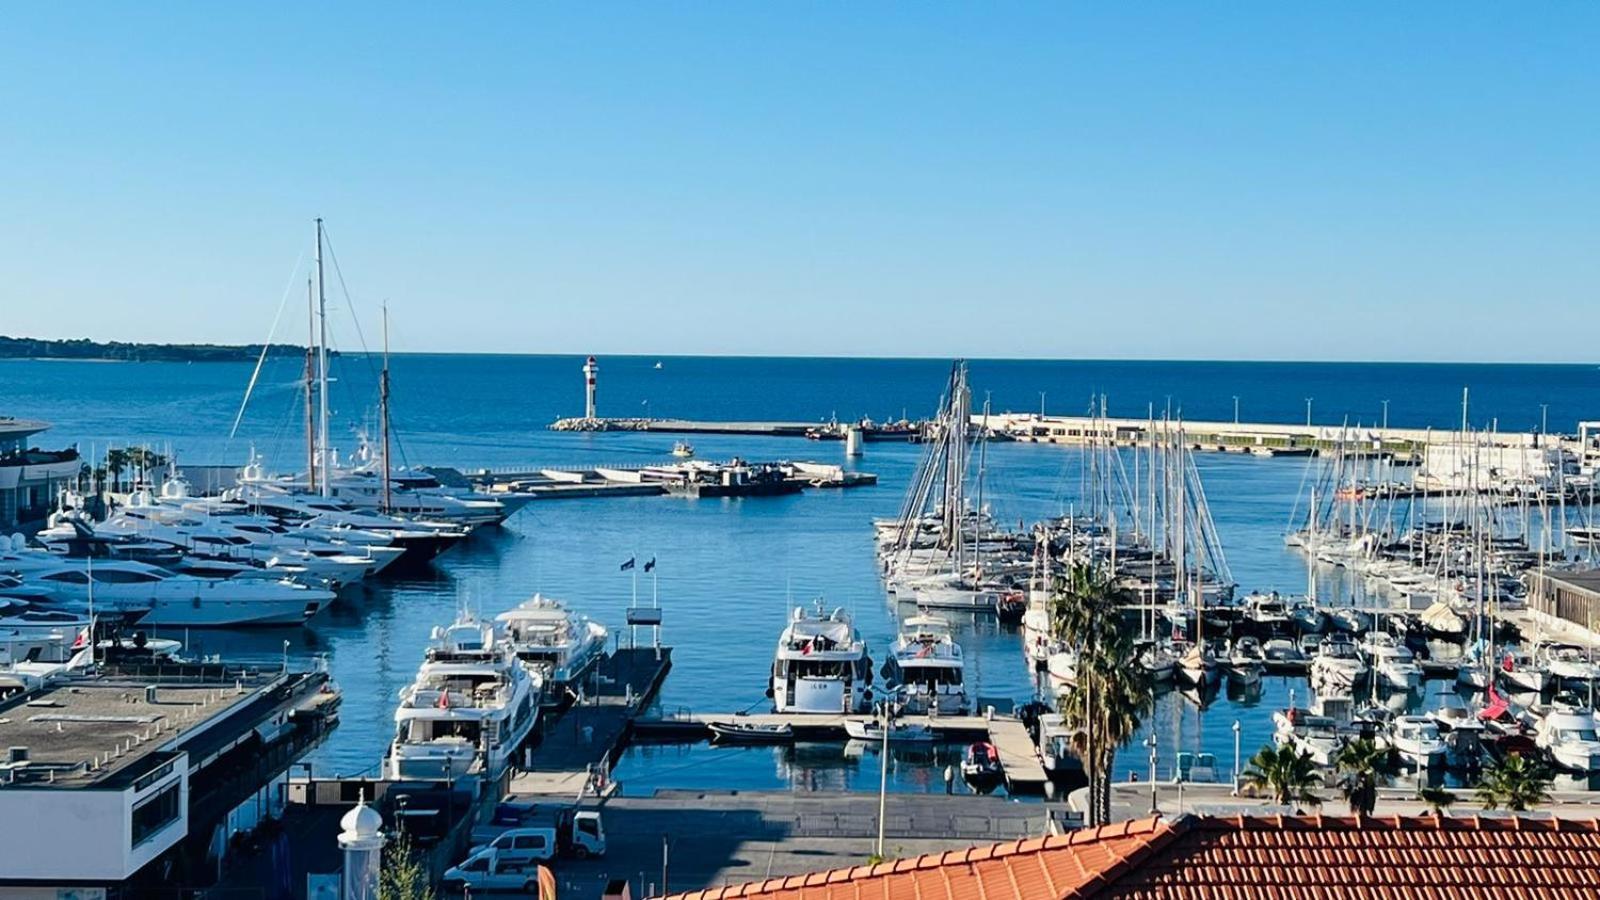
1544, 570, 1600, 597
0, 669, 292, 790
0, 417, 50, 438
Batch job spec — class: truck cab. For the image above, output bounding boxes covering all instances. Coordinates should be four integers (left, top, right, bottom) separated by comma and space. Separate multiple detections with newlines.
469, 807, 606, 860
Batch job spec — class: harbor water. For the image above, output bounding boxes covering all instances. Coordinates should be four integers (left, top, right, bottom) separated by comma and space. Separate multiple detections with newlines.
3, 355, 1598, 795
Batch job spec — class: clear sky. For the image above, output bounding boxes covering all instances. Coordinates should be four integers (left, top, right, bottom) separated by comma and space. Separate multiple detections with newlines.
2, 4, 1597, 361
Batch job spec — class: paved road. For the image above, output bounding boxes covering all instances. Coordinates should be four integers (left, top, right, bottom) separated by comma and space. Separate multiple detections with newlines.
438, 789, 1058, 900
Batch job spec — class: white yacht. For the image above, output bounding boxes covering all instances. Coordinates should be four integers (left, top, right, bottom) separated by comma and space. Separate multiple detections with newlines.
883, 615, 966, 715
493, 595, 609, 694
1138, 641, 1177, 682
1271, 708, 1342, 766
1361, 633, 1422, 691
241, 452, 511, 528
1175, 640, 1220, 688
1497, 649, 1550, 694
0, 599, 88, 665
1036, 712, 1081, 777
387, 617, 541, 781
1534, 706, 1600, 773
1045, 645, 1078, 691
770, 603, 872, 714
1310, 634, 1369, 694
1540, 645, 1600, 686
1227, 636, 1265, 686
1385, 715, 1447, 768
0, 551, 332, 626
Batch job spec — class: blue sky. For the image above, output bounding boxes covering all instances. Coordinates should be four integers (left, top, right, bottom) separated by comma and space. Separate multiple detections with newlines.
3, 4, 1597, 361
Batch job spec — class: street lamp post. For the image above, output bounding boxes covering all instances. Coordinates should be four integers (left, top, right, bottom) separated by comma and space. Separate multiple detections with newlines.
875, 699, 891, 859
1231, 720, 1242, 795
1145, 736, 1158, 814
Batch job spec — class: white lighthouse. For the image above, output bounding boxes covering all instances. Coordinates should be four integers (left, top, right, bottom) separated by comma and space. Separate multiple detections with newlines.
583, 355, 598, 419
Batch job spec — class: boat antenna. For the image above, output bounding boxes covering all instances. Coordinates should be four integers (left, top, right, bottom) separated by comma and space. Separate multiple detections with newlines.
315, 218, 332, 498
380, 301, 393, 513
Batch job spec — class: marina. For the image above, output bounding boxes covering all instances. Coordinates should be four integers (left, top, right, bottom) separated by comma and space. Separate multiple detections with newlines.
3, 349, 1600, 890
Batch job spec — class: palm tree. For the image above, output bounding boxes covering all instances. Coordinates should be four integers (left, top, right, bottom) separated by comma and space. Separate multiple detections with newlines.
104, 448, 129, 494
1476, 752, 1553, 812
1240, 743, 1322, 810
1052, 563, 1152, 825
1333, 738, 1393, 816
1417, 786, 1458, 816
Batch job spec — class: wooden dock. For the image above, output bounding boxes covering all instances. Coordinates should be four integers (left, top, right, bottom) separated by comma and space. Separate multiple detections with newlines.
986, 718, 1049, 793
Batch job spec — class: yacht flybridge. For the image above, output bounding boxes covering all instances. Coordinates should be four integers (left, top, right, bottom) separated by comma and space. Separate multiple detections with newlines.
387, 616, 541, 781
494, 594, 609, 696
770, 602, 872, 714
883, 614, 967, 715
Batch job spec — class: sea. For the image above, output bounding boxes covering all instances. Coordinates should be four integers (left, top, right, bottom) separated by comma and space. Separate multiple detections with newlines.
3, 355, 1598, 796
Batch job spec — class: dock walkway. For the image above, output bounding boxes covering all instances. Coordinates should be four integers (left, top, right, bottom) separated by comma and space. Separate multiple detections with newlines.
509, 647, 672, 797
633, 711, 1050, 794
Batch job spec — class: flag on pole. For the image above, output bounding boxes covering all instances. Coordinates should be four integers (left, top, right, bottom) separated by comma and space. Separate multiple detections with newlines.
71, 626, 90, 650
536, 864, 558, 900
437, 689, 450, 710
620, 557, 636, 571
644, 557, 656, 572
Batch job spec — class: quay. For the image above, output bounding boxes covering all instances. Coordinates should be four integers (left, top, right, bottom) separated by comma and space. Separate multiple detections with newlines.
551, 417, 818, 436
985, 411, 1600, 468
634, 709, 1050, 795
545, 790, 1059, 900
452, 459, 877, 501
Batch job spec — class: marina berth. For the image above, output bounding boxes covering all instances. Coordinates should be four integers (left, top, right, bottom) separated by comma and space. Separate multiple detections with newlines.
770, 602, 872, 714
882, 614, 968, 715
387, 616, 541, 781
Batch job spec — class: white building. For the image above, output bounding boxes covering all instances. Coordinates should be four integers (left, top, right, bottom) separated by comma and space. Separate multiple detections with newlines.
1414, 441, 1573, 494
0, 418, 81, 533
0, 668, 338, 897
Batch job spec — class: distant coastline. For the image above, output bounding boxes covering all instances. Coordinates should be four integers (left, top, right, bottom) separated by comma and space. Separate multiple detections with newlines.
0, 336, 316, 363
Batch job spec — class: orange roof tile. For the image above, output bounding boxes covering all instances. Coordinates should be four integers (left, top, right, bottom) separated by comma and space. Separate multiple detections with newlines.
663, 815, 1600, 900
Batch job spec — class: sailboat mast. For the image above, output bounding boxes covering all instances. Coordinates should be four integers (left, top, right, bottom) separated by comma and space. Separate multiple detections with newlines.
304, 274, 317, 493
315, 218, 331, 498
381, 303, 393, 513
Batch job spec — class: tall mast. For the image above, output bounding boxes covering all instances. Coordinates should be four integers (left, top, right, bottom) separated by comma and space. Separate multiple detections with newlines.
304, 274, 317, 492
381, 303, 393, 513
315, 218, 331, 498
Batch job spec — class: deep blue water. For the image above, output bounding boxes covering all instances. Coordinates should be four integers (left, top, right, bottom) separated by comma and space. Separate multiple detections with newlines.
2, 355, 1596, 794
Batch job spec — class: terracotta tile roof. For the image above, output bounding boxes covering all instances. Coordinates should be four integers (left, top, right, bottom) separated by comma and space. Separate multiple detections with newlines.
664, 814, 1600, 900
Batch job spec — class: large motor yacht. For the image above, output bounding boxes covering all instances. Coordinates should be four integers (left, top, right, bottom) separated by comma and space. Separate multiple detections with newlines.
387, 616, 542, 781
770, 602, 872, 714
882, 614, 967, 715
494, 594, 609, 697
0, 548, 333, 626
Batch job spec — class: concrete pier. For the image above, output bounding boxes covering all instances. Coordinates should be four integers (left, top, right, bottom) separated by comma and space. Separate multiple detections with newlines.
632, 711, 1050, 794
510, 647, 673, 798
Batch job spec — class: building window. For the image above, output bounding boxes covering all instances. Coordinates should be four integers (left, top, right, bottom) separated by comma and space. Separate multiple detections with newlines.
132, 782, 182, 847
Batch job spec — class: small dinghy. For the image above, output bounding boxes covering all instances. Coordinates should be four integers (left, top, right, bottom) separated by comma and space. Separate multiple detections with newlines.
961, 740, 1004, 789
844, 718, 936, 742
709, 720, 793, 744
